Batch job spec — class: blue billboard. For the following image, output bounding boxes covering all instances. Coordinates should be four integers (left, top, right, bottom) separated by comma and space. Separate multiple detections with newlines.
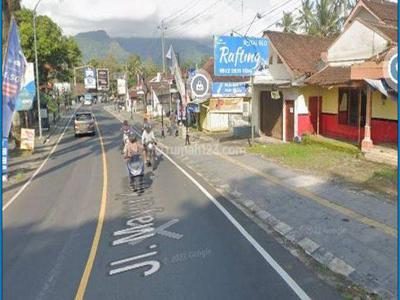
212, 82, 249, 97
214, 36, 269, 77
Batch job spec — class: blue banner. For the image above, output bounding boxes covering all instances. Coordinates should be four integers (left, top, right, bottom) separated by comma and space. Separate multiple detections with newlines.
16, 62, 35, 111
212, 82, 249, 97
2, 19, 26, 138
214, 36, 269, 77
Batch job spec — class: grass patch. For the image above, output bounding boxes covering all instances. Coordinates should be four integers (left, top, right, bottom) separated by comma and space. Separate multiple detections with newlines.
302, 135, 360, 155
14, 171, 26, 182
248, 138, 397, 199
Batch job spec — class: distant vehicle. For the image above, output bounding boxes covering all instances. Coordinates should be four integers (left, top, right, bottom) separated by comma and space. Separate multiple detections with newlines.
84, 93, 93, 106
74, 112, 95, 137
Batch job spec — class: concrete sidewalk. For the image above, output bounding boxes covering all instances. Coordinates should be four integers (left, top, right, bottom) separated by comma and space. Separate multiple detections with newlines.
3, 107, 77, 192
107, 107, 397, 299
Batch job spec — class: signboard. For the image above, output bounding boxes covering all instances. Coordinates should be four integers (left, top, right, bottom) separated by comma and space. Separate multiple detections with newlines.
53, 82, 71, 94
117, 79, 126, 95
97, 68, 109, 91
214, 36, 269, 76
84, 67, 96, 89
209, 98, 244, 113
212, 82, 249, 97
271, 90, 281, 99
40, 108, 48, 119
189, 69, 212, 100
384, 47, 398, 92
20, 128, 35, 151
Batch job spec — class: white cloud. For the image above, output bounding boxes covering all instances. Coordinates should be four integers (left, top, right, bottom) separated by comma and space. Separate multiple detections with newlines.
21, 0, 301, 37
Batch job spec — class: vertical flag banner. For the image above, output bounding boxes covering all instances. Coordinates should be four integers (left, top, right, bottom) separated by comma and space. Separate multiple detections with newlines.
166, 45, 186, 103
2, 19, 26, 182
2, 19, 26, 138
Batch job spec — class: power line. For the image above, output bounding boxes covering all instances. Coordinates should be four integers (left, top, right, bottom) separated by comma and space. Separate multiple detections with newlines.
228, 0, 299, 34
257, 4, 302, 35
167, 0, 236, 36
167, 0, 224, 31
163, 0, 200, 25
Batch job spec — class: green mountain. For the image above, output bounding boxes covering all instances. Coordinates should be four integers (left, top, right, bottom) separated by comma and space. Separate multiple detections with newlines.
74, 30, 213, 65
74, 30, 129, 62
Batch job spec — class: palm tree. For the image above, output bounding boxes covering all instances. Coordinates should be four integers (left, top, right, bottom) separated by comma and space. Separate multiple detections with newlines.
334, 0, 356, 26
308, 0, 341, 37
298, 0, 314, 32
277, 11, 298, 33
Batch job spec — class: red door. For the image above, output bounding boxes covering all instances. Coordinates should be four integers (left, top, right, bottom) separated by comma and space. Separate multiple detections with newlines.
308, 97, 321, 134
285, 101, 294, 142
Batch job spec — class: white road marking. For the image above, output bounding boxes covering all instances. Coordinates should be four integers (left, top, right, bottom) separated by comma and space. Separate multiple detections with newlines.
106, 107, 311, 300
110, 251, 158, 266
3, 111, 76, 211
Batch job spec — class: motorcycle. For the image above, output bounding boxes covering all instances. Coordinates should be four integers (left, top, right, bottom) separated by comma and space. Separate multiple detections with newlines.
127, 154, 144, 191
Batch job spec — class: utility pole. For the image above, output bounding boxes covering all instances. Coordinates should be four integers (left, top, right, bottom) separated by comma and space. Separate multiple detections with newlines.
158, 20, 167, 74
33, 4, 43, 139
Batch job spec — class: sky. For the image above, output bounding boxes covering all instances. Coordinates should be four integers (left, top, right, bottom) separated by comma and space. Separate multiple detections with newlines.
20, 0, 302, 38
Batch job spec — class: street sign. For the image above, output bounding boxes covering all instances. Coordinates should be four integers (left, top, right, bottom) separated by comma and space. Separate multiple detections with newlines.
214, 36, 269, 76
16, 62, 35, 111
84, 67, 97, 89
384, 47, 398, 92
212, 82, 249, 97
97, 68, 109, 91
117, 79, 126, 95
189, 69, 211, 100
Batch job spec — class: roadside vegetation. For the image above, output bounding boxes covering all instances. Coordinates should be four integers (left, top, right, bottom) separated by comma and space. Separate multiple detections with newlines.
248, 135, 397, 199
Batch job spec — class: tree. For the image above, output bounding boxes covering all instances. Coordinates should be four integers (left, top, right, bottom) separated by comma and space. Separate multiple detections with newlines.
142, 58, 160, 80
15, 9, 82, 84
2, 0, 21, 53
298, 0, 314, 32
277, 12, 298, 33
308, 0, 341, 37
126, 54, 142, 86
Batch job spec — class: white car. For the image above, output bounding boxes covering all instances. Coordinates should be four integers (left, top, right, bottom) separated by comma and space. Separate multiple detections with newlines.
83, 99, 92, 106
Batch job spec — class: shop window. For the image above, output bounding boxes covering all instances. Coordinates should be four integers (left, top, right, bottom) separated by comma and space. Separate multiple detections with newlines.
338, 88, 366, 127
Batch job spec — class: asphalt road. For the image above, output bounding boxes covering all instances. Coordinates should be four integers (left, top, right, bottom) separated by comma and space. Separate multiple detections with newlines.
3, 105, 341, 300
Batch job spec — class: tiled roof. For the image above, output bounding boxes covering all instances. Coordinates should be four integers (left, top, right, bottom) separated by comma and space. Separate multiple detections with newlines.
363, 0, 397, 27
264, 31, 335, 76
370, 23, 398, 42
306, 66, 352, 86
357, 18, 398, 43
202, 57, 249, 82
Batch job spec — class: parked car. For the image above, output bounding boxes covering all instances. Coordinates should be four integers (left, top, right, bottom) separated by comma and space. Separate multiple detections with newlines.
74, 112, 95, 136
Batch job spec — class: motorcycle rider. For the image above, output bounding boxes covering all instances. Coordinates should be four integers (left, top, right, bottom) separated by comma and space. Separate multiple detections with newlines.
121, 120, 132, 153
142, 124, 156, 167
123, 135, 144, 186
123, 135, 143, 161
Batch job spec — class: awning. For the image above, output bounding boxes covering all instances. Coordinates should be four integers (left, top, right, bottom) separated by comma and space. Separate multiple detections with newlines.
364, 79, 397, 100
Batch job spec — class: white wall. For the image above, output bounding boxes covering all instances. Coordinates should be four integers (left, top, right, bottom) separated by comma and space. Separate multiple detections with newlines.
269, 47, 292, 80
327, 20, 389, 65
